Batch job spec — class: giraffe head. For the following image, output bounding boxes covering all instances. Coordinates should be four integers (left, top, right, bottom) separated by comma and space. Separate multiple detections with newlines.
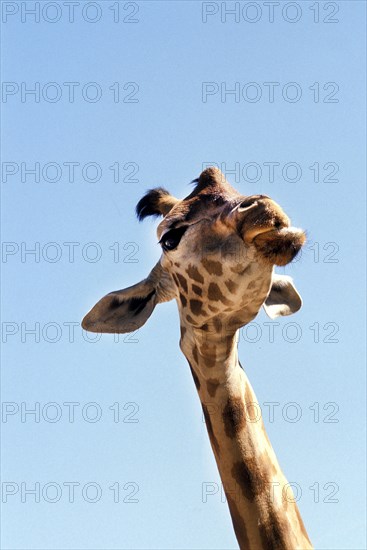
82, 168, 305, 335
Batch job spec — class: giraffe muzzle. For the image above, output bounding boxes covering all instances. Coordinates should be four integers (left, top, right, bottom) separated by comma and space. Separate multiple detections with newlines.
233, 197, 306, 265
235, 196, 290, 242
253, 226, 306, 266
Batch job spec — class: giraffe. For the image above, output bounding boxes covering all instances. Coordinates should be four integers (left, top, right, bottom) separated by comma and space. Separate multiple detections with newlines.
82, 167, 312, 550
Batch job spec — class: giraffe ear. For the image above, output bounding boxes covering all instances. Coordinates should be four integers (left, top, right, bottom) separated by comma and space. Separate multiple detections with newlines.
263, 274, 302, 319
81, 263, 176, 334
136, 188, 179, 219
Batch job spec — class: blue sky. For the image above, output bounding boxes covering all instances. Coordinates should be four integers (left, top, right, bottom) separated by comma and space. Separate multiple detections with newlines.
1, 1, 366, 549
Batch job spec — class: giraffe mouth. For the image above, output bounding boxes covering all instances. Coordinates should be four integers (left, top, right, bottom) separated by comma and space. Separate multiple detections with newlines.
236, 197, 291, 244
243, 217, 291, 243
252, 226, 306, 266
247, 223, 288, 241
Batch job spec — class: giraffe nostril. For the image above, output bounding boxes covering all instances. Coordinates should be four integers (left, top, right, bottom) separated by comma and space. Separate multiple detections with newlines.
238, 195, 270, 211
238, 198, 258, 211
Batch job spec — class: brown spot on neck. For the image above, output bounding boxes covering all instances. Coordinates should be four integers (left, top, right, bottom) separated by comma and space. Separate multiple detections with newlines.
190, 299, 206, 316
202, 258, 223, 276
208, 282, 233, 306
191, 284, 202, 296
206, 378, 219, 397
258, 507, 293, 550
223, 396, 246, 438
232, 459, 268, 502
176, 273, 188, 293
225, 279, 239, 293
186, 265, 204, 284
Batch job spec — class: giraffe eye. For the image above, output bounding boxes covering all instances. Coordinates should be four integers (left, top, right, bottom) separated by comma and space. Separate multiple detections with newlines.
160, 226, 188, 251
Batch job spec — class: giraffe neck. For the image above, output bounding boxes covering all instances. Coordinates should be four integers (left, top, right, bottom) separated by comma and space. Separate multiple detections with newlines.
179, 322, 312, 550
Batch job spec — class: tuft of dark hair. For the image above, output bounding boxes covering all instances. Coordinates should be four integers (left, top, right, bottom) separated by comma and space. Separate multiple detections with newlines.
135, 188, 171, 221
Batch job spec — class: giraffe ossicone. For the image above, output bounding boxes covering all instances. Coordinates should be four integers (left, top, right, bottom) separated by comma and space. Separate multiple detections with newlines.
82, 167, 312, 550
